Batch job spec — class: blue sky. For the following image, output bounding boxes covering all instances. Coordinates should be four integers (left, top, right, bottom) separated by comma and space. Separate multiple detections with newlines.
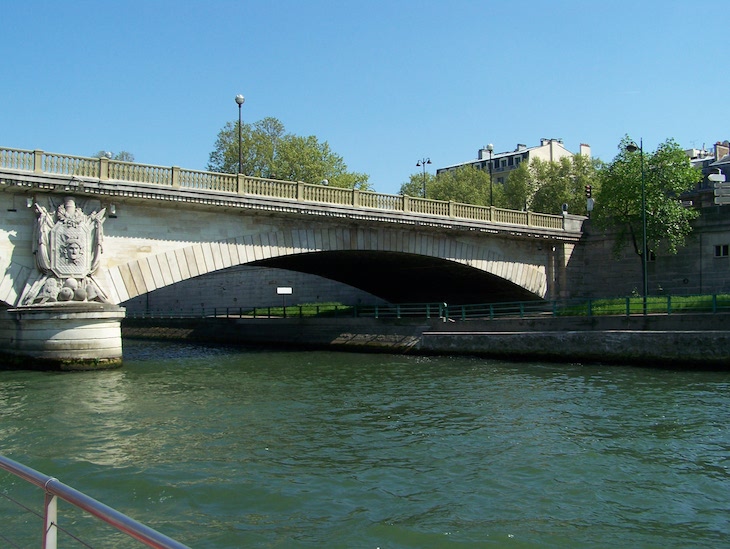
1, 1, 726, 195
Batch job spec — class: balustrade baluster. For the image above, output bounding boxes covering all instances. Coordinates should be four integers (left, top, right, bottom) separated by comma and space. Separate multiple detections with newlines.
1, 145, 566, 231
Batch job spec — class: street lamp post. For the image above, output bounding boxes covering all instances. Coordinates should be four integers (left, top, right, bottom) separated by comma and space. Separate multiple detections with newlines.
416, 157, 431, 198
626, 138, 648, 313
487, 143, 494, 206
235, 94, 245, 174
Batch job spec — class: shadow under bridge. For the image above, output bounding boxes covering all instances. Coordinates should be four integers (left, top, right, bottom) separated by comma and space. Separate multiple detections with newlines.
255, 250, 543, 305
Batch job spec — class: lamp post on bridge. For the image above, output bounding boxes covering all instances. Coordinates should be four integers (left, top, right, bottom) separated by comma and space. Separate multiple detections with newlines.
416, 157, 431, 198
235, 94, 245, 174
625, 138, 648, 314
487, 143, 494, 207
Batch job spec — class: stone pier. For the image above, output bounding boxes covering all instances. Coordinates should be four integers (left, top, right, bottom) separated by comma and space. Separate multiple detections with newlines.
0, 304, 125, 370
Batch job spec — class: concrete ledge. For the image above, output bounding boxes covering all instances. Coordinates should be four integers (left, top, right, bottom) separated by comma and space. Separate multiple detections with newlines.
122, 316, 730, 368
122, 317, 427, 352
422, 330, 730, 368
430, 312, 730, 332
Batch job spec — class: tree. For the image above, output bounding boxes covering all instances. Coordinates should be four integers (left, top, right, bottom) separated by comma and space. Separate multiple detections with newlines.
207, 117, 370, 189
399, 166, 498, 206
503, 155, 600, 215
93, 150, 135, 162
400, 156, 600, 214
399, 172, 433, 198
593, 136, 700, 260
502, 162, 536, 211
208, 117, 284, 178
431, 165, 494, 205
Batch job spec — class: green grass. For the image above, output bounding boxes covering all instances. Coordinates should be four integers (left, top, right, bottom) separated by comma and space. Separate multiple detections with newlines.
559, 294, 730, 316
241, 302, 445, 318
154, 295, 730, 320
241, 302, 355, 318
248, 295, 730, 319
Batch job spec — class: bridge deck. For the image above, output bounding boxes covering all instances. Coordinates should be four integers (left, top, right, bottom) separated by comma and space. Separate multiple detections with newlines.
0, 147, 583, 240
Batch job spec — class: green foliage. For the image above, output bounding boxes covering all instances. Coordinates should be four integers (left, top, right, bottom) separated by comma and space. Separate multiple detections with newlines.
502, 162, 535, 210
593, 136, 700, 259
400, 155, 599, 213
399, 165, 499, 206
400, 174, 424, 197
429, 165, 493, 205
504, 155, 600, 215
399, 172, 435, 198
93, 150, 135, 162
208, 117, 370, 189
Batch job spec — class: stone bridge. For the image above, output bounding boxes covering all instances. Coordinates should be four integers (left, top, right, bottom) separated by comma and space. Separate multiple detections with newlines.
0, 147, 585, 368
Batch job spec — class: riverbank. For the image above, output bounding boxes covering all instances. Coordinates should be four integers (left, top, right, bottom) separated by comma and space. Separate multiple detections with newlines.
122, 313, 730, 368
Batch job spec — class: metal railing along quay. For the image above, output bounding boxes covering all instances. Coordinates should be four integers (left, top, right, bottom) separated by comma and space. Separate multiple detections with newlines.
125, 302, 449, 320
0, 455, 188, 549
123, 293, 730, 322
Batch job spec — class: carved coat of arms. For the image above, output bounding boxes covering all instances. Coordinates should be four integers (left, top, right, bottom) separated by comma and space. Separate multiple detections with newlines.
24, 196, 109, 305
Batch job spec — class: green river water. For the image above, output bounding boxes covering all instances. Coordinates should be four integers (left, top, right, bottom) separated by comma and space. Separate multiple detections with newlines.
1, 340, 729, 548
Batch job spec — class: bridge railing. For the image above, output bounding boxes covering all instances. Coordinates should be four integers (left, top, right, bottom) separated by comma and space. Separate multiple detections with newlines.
240, 175, 298, 198
0, 146, 568, 231
110, 160, 174, 186
0, 148, 35, 171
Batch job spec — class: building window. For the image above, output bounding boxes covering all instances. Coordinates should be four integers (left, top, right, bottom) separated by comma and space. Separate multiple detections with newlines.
715, 244, 729, 257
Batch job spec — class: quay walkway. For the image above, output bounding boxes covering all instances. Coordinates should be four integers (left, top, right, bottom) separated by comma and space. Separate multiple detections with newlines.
122, 295, 730, 369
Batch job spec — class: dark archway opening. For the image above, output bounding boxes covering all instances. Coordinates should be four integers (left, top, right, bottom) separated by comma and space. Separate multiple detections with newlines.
257, 251, 542, 305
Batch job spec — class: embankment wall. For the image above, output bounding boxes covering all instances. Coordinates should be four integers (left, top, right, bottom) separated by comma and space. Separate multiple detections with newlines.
122, 314, 730, 368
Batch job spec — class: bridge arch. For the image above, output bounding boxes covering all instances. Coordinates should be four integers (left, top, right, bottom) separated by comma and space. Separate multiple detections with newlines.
0, 147, 582, 368
102, 226, 551, 306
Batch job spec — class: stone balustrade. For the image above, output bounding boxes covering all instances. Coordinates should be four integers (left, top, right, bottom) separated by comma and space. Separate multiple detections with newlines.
0, 147, 569, 231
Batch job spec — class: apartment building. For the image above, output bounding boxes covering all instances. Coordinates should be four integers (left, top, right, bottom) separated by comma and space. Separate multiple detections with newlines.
436, 138, 591, 185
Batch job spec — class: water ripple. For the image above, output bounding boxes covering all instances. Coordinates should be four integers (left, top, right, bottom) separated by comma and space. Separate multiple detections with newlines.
1, 341, 728, 548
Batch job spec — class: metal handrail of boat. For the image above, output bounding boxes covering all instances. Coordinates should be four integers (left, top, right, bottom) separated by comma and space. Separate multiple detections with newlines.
0, 455, 189, 549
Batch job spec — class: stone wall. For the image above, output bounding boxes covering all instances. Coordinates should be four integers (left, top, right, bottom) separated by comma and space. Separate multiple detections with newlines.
569, 207, 730, 298
122, 265, 388, 313
122, 314, 730, 368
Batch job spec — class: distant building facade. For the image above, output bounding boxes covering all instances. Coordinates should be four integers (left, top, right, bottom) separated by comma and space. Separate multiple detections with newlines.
684, 141, 730, 208
437, 138, 591, 185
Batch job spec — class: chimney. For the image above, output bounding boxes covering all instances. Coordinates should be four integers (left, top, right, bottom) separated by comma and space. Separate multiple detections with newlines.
579, 143, 591, 157
716, 141, 730, 161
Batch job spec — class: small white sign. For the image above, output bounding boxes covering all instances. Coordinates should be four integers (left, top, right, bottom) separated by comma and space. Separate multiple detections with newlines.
277, 287, 293, 295
709, 173, 726, 183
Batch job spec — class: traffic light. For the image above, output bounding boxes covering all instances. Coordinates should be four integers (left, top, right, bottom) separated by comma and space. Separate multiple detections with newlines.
584, 185, 592, 198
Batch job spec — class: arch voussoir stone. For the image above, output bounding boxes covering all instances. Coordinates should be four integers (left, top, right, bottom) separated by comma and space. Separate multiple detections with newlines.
103, 226, 550, 305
